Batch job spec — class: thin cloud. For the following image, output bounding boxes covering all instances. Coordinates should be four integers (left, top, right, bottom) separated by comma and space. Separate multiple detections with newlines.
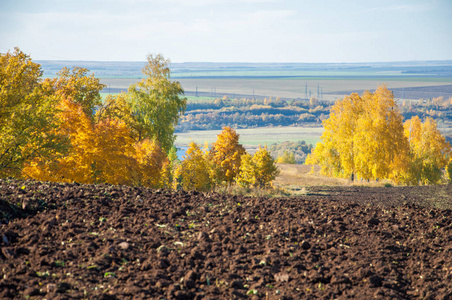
366, 1, 435, 13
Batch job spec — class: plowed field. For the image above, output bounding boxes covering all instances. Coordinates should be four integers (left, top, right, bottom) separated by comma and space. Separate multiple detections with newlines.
0, 179, 451, 299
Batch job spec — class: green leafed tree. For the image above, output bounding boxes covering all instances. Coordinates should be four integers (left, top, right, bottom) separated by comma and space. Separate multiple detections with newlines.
127, 54, 186, 152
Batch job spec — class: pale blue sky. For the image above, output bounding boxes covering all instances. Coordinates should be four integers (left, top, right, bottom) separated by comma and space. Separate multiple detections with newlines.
1, 0, 451, 62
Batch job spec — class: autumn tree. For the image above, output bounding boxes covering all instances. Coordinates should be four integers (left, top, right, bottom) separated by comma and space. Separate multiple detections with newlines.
0, 48, 67, 177
403, 116, 452, 185
352, 86, 409, 181
127, 54, 186, 152
96, 93, 141, 140
132, 139, 168, 188
24, 98, 168, 188
276, 151, 296, 164
237, 145, 279, 188
306, 92, 365, 178
446, 158, 452, 184
209, 127, 246, 185
23, 98, 134, 184
307, 85, 410, 182
51, 67, 106, 118
175, 142, 212, 191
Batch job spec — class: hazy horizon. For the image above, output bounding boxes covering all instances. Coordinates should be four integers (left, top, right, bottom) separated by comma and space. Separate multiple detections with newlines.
34, 59, 452, 64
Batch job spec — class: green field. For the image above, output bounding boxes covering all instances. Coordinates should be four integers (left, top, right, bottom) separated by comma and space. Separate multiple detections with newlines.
175, 126, 323, 147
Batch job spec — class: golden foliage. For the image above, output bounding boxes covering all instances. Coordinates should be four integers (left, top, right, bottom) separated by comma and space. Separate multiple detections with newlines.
253, 145, 280, 187
176, 142, 212, 191
236, 153, 256, 187
24, 98, 167, 188
446, 158, 452, 184
308, 85, 452, 185
96, 93, 138, 138
353, 86, 409, 182
0, 48, 67, 177
403, 116, 452, 185
276, 151, 296, 164
52, 67, 105, 118
133, 139, 168, 188
307, 85, 410, 182
237, 146, 279, 188
209, 127, 246, 185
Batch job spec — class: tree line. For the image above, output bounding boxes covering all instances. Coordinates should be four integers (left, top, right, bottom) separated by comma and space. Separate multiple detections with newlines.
0, 48, 279, 190
178, 93, 452, 141
306, 85, 452, 185
175, 127, 279, 192
177, 97, 328, 131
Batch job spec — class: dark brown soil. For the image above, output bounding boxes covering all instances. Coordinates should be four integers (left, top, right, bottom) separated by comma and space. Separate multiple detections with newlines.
0, 179, 451, 299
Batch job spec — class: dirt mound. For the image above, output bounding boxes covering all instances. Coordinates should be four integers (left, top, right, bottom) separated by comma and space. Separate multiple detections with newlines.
0, 179, 451, 299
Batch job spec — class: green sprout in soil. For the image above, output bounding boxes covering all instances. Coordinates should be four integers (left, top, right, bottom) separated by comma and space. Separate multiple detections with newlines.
87, 265, 99, 270
36, 271, 50, 277
54, 260, 65, 267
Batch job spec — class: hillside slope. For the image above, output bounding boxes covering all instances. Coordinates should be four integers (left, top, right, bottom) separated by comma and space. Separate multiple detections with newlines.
0, 179, 451, 299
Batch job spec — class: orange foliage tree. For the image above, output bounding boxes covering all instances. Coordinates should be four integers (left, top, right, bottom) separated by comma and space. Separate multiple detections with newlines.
24, 98, 168, 187
133, 139, 168, 188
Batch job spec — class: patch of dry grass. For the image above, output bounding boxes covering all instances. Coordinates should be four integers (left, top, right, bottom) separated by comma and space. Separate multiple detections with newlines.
274, 164, 393, 195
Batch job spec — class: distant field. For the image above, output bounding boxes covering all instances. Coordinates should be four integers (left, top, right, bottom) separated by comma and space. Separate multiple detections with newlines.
175, 126, 323, 147
38, 60, 452, 101
100, 77, 452, 101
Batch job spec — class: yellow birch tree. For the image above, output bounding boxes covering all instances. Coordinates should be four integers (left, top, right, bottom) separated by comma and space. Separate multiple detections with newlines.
237, 145, 279, 188
403, 116, 452, 185
176, 142, 212, 191
209, 127, 246, 185
307, 85, 410, 183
